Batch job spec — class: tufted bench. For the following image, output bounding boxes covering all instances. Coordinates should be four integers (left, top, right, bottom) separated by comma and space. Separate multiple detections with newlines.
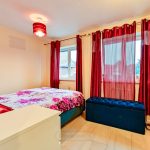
86, 97, 145, 134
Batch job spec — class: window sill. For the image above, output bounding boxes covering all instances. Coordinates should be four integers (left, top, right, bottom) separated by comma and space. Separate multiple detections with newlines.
60, 79, 76, 82
135, 82, 140, 84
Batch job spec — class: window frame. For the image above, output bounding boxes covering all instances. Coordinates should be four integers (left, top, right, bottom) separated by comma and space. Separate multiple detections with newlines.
59, 45, 76, 81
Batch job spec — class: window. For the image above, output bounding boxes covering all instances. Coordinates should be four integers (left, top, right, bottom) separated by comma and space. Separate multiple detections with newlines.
102, 33, 141, 82
60, 45, 76, 80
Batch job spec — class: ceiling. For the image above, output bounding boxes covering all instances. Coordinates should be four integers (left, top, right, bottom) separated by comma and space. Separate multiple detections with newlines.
0, 0, 150, 38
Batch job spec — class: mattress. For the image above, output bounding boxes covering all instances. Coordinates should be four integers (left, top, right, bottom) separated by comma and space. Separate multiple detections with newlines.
0, 87, 84, 113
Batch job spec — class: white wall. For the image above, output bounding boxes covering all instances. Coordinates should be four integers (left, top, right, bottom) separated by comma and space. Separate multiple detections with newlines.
0, 26, 49, 94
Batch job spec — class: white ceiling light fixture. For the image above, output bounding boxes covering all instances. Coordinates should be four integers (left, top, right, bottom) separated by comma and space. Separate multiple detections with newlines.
30, 13, 48, 24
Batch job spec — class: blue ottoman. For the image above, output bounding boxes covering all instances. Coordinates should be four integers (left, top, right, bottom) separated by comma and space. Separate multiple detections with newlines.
86, 97, 145, 134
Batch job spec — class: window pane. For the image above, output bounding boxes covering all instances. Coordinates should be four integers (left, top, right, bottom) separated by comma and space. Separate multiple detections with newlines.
135, 40, 141, 77
60, 67, 69, 79
59, 46, 76, 80
104, 43, 122, 82
104, 43, 122, 65
70, 67, 76, 79
71, 50, 76, 67
60, 51, 68, 67
126, 41, 135, 65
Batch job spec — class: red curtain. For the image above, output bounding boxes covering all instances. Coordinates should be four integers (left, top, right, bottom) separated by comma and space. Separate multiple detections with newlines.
76, 35, 83, 92
139, 19, 150, 115
102, 22, 136, 100
90, 31, 102, 97
50, 41, 60, 88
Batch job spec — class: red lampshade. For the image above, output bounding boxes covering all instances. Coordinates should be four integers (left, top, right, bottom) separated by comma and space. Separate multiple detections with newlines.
33, 22, 47, 37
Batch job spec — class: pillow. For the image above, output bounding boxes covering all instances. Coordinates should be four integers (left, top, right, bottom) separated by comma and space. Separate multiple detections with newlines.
0, 104, 13, 114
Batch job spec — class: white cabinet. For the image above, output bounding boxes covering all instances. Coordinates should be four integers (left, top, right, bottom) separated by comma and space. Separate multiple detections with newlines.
0, 105, 61, 150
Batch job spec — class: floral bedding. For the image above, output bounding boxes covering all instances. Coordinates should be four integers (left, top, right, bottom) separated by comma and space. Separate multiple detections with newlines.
0, 87, 84, 113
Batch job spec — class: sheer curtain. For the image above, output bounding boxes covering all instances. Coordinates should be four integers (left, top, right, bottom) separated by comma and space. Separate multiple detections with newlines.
50, 40, 60, 88
76, 35, 83, 92
139, 19, 150, 115
90, 31, 102, 97
102, 22, 136, 100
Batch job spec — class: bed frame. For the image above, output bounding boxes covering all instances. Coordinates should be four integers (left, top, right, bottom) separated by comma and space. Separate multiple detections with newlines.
60, 104, 85, 127
0, 102, 85, 127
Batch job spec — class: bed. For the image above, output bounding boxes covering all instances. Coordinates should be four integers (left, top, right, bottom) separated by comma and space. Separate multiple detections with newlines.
0, 87, 85, 126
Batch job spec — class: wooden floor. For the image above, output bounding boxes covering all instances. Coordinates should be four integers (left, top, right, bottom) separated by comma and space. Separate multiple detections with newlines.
61, 114, 150, 150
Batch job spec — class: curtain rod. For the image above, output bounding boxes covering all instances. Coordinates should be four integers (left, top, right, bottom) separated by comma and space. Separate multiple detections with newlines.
44, 33, 90, 45
44, 21, 141, 46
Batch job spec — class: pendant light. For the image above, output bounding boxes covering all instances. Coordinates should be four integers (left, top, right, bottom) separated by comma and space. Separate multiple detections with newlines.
33, 22, 47, 37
